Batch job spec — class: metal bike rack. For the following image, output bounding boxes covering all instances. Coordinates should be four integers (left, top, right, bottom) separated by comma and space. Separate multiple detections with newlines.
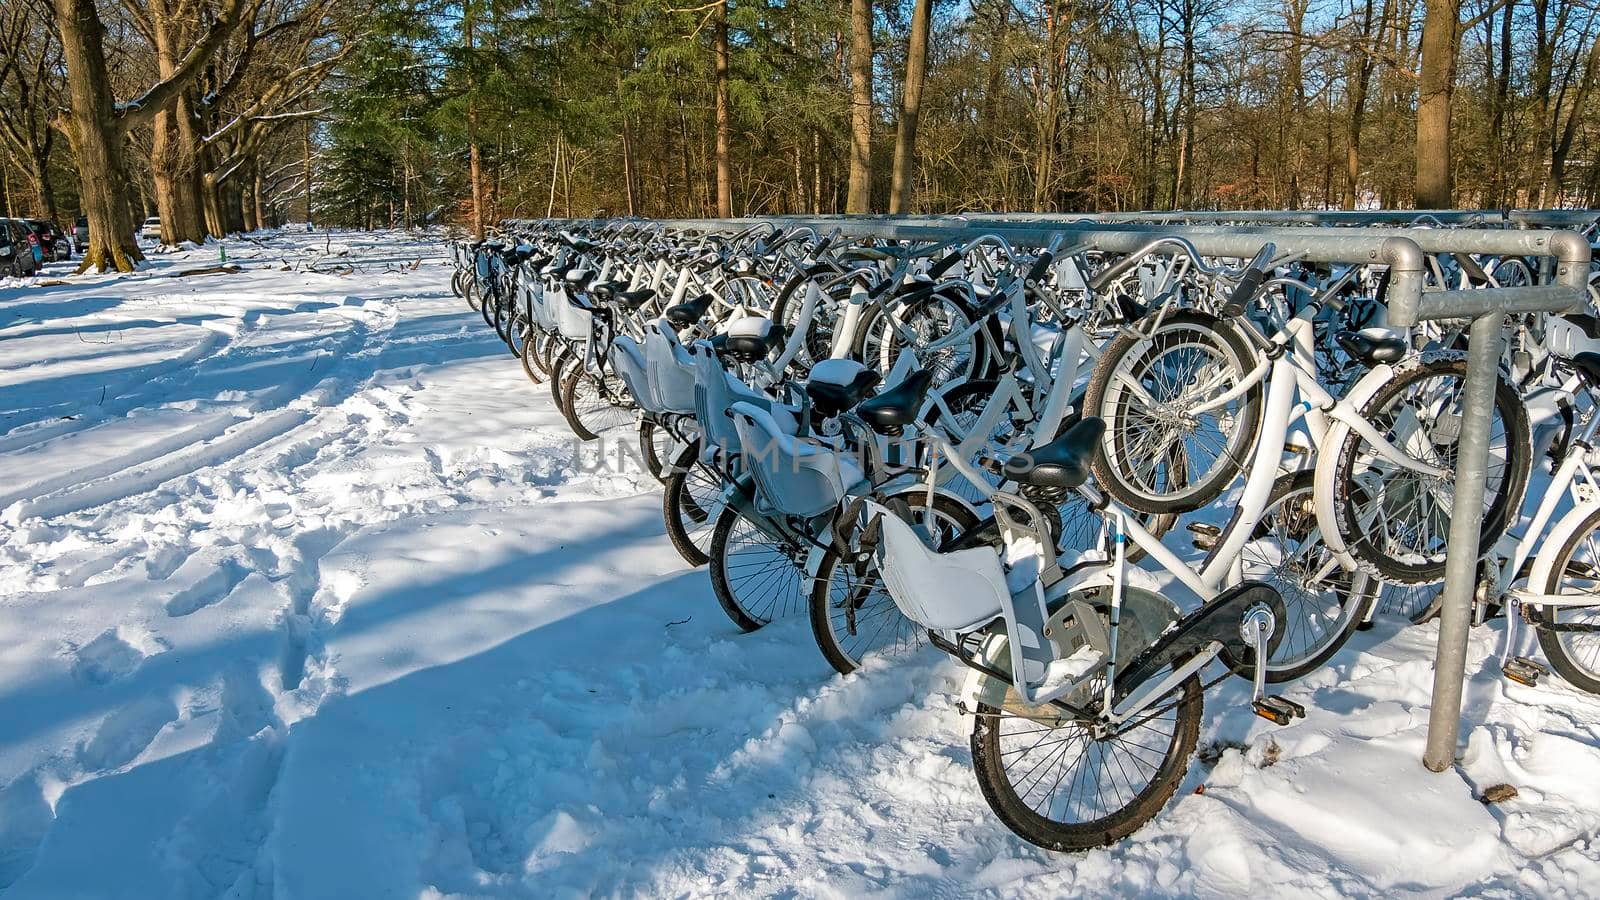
958, 209, 1600, 229
1385, 230, 1592, 770
522, 213, 1595, 771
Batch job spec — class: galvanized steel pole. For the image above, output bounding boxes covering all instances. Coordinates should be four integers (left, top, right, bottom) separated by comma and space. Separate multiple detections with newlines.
1420, 312, 1505, 772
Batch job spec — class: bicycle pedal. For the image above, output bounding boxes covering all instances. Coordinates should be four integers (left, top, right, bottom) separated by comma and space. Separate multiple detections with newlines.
1187, 522, 1220, 551
1252, 696, 1306, 726
1502, 657, 1548, 686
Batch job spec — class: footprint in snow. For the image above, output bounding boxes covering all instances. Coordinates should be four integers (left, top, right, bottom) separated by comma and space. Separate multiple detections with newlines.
75, 694, 180, 771
68, 627, 169, 685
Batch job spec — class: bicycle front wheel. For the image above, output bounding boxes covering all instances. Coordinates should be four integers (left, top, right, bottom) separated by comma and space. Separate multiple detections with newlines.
1082, 310, 1263, 514
1328, 353, 1530, 585
1536, 504, 1600, 694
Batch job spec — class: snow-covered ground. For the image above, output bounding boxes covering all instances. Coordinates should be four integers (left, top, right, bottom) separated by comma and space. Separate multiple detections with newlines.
1, 230, 1597, 898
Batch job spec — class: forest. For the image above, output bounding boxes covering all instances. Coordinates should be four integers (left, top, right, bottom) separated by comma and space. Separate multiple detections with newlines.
3, 0, 1599, 269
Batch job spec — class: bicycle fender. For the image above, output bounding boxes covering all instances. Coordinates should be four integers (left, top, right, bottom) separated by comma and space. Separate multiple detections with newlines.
1526, 499, 1600, 622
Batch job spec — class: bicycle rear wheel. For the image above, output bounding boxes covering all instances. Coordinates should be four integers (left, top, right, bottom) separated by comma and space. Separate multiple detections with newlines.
970, 672, 1200, 851
809, 492, 978, 674
662, 441, 722, 566
1221, 471, 1379, 681
709, 505, 807, 631
559, 369, 634, 441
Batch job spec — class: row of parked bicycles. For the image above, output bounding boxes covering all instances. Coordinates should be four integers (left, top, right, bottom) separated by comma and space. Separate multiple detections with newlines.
447, 214, 1600, 852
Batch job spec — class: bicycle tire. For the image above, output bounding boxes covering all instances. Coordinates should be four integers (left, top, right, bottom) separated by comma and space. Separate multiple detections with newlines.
970, 672, 1200, 851
708, 504, 807, 631
662, 440, 720, 566
1217, 470, 1380, 682
1329, 353, 1530, 584
808, 491, 979, 675
1535, 503, 1600, 694
1082, 309, 1263, 514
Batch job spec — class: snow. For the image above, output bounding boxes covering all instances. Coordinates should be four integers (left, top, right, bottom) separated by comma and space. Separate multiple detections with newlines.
2, 230, 1599, 897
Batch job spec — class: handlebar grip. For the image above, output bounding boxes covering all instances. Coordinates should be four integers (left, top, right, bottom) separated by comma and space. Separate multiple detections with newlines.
1026, 250, 1055, 283
1221, 266, 1266, 318
927, 251, 962, 279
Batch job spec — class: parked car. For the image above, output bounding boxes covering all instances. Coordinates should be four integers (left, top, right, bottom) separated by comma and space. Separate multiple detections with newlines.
140, 216, 162, 241
0, 219, 39, 277
45, 221, 71, 260
24, 220, 58, 263
74, 215, 88, 250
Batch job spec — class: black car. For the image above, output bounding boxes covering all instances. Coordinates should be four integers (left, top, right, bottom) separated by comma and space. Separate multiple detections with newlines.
0, 219, 40, 277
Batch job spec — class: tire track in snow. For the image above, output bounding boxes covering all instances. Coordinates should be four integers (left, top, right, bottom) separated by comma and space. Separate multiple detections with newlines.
2, 309, 384, 523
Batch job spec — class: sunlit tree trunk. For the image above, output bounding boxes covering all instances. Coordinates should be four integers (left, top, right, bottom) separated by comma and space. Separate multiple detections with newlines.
1415, 0, 1458, 208
846, 0, 873, 212
713, 0, 733, 217
889, 0, 931, 213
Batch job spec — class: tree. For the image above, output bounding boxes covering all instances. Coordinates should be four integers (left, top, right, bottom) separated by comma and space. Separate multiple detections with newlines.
0, 0, 64, 222
52, 0, 258, 271
1414, 0, 1458, 207
714, 0, 733, 216
889, 0, 932, 213
846, 0, 873, 212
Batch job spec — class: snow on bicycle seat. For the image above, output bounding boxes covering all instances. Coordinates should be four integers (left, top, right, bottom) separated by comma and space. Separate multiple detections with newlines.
564, 268, 595, 287
855, 369, 933, 433
723, 317, 779, 362
1003, 417, 1106, 490
1335, 327, 1406, 366
805, 359, 882, 418
664, 293, 716, 328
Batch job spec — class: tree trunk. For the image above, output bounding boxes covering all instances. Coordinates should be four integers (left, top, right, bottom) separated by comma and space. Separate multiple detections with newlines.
253, 160, 266, 231
304, 121, 314, 226
713, 0, 733, 217
152, 101, 206, 245
1414, 0, 1459, 208
28, 151, 57, 223
1547, 35, 1600, 202
846, 0, 873, 213
889, 0, 932, 213
53, 0, 144, 271
793, 143, 805, 213
465, 2, 485, 236
147, 0, 206, 247
621, 113, 638, 216
811, 131, 822, 213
